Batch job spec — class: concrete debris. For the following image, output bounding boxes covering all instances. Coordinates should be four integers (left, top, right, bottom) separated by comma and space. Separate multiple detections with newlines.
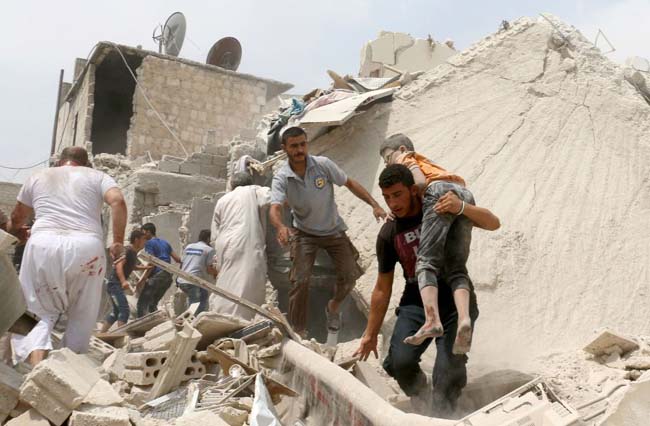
149, 323, 202, 399
5, 10, 650, 426
599, 383, 650, 425
83, 379, 124, 406
5, 408, 50, 426
193, 312, 249, 350
19, 348, 100, 425
0, 230, 26, 335
69, 405, 131, 426
0, 362, 24, 423
359, 31, 456, 78
584, 330, 640, 357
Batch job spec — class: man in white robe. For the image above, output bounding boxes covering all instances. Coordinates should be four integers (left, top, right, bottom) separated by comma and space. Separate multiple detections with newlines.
210, 172, 270, 320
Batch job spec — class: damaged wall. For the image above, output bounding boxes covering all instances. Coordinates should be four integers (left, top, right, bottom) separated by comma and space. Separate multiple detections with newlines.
0, 182, 21, 215
127, 55, 269, 159
360, 31, 456, 78
54, 63, 94, 153
53, 43, 292, 161
310, 16, 650, 364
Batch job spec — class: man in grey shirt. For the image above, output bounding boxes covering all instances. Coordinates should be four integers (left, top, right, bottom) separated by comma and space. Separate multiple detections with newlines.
270, 126, 387, 336
176, 229, 218, 315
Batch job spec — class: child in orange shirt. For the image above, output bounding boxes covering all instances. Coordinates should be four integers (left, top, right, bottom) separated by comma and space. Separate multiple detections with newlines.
379, 134, 499, 354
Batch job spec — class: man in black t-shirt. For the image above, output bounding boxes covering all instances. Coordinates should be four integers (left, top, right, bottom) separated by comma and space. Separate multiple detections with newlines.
355, 164, 500, 417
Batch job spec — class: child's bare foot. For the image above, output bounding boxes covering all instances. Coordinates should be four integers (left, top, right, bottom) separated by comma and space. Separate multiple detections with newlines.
404, 323, 444, 346
452, 319, 472, 354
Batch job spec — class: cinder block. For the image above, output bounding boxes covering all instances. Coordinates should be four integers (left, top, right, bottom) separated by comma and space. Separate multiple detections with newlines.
179, 161, 201, 176
19, 348, 100, 426
69, 405, 130, 426
159, 160, 181, 174
200, 164, 225, 178
120, 350, 205, 386
5, 408, 49, 426
190, 152, 215, 165
87, 336, 116, 363
211, 155, 229, 168
0, 363, 23, 423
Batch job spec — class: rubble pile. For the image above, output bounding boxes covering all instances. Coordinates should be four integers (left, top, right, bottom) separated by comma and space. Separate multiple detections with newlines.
4, 10, 650, 426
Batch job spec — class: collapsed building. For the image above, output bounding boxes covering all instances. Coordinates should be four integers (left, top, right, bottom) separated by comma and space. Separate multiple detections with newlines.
2, 13, 650, 426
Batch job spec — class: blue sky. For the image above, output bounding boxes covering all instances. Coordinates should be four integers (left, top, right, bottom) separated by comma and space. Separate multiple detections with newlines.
1, 0, 648, 183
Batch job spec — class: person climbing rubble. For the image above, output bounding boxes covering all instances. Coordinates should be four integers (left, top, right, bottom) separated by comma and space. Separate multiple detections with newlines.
136, 222, 181, 318
176, 229, 218, 315
269, 126, 387, 337
211, 172, 271, 320
380, 133, 499, 354
6, 147, 127, 366
99, 229, 149, 332
354, 164, 499, 417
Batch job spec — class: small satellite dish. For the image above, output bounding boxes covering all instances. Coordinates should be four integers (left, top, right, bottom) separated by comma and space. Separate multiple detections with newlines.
206, 37, 242, 71
152, 12, 186, 56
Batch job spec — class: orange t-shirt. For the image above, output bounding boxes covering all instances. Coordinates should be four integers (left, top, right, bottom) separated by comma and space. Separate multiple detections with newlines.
396, 152, 466, 187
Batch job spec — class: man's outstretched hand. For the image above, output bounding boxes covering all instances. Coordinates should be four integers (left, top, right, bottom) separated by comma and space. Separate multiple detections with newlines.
353, 333, 379, 361
373, 205, 388, 222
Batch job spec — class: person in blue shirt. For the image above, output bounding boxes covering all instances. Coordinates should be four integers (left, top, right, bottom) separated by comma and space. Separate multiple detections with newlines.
136, 223, 181, 317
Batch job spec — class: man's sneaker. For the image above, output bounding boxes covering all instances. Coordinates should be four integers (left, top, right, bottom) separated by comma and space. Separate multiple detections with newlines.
325, 306, 342, 332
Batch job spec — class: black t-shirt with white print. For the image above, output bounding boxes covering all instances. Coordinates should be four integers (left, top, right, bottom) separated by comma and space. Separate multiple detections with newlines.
376, 211, 454, 308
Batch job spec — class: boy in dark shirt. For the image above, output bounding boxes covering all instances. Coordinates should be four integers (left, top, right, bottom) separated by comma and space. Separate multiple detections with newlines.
137, 223, 181, 317
100, 229, 148, 331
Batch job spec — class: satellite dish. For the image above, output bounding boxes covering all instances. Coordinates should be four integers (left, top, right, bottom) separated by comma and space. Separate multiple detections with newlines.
152, 12, 186, 56
206, 37, 242, 71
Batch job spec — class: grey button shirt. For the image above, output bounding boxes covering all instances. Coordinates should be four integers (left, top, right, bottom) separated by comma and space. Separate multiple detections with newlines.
271, 155, 348, 236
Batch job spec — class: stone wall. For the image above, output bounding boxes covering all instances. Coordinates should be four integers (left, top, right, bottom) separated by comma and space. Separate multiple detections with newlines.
0, 182, 21, 215
54, 65, 94, 153
127, 56, 269, 160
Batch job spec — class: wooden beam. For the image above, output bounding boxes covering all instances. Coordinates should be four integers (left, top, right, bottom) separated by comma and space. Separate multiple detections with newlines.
138, 253, 301, 341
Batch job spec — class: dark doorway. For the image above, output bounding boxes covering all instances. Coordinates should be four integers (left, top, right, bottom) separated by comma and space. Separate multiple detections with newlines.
91, 51, 143, 155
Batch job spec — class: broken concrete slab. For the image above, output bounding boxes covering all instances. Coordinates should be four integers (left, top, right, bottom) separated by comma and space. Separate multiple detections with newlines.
142, 321, 176, 352
111, 310, 168, 337
584, 330, 640, 357
0, 248, 26, 335
149, 323, 202, 399
353, 361, 402, 401
599, 375, 650, 425
5, 408, 50, 426
0, 362, 24, 423
19, 348, 101, 425
219, 406, 248, 426
624, 356, 650, 370
174, 410, 230, 426
83, 379, 124, 406
193, 312, 249, 350
69, 405, 131, 426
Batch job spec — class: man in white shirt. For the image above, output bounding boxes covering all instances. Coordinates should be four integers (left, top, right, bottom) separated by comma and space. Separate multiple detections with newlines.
7, 147, 127, 366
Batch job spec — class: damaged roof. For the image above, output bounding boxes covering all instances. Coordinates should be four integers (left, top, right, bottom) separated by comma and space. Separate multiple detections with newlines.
63, 41, 294, 103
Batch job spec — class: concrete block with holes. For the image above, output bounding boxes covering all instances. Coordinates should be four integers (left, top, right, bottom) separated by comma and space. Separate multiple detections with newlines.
119, 350, 205, 386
